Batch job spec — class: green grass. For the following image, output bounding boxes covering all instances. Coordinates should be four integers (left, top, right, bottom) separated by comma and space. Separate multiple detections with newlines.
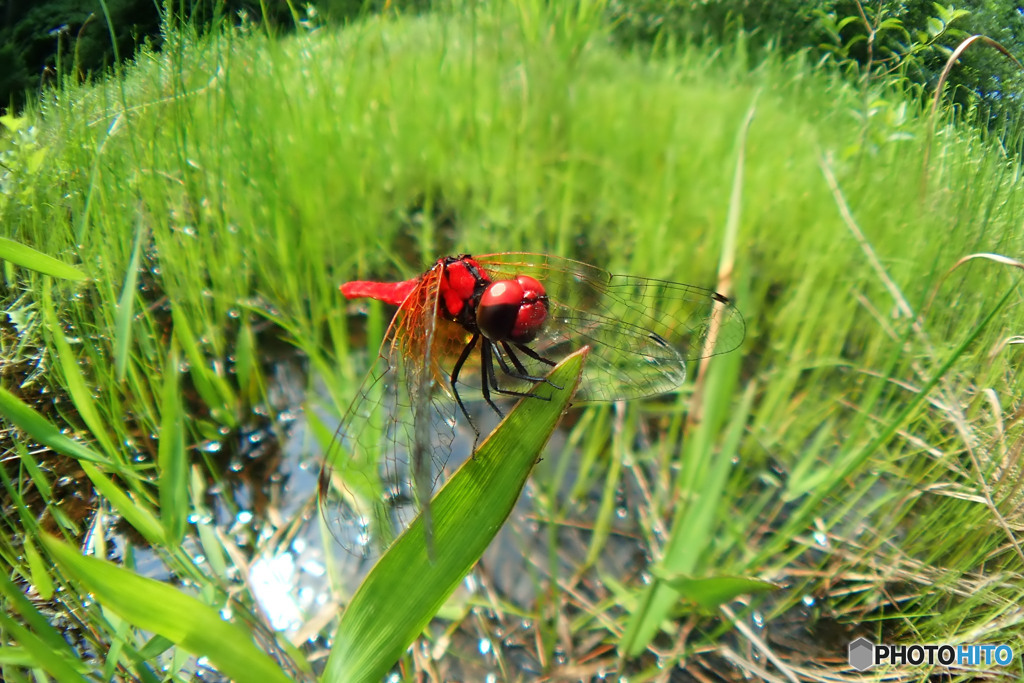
2, 0, 1024, 680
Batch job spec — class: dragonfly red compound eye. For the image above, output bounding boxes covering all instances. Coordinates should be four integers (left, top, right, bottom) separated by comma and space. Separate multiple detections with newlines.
321, 252, 746, 556
477, 275, 549, 344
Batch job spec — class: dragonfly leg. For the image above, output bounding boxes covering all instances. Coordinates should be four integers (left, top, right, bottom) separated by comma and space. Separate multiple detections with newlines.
500, 342, 562, 390
450, 333, 481, 438
513, 342, 557, 367
494, 342, 548, 382
478, 340, 506, 418
487, 342, 557, 398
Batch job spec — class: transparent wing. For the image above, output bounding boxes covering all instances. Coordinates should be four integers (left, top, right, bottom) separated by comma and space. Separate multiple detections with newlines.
474, 253, 745, 401
317, 267, 463, 557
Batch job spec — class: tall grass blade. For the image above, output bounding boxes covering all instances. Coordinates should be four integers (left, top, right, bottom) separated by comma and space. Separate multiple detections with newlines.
621, 355, 749, 656
158, 346, 187, 546
79, 461, 164, 545
41, 282, 119, 461
114, 219, 145, 381
0, 570, 73, 654
0, 611, 88, 681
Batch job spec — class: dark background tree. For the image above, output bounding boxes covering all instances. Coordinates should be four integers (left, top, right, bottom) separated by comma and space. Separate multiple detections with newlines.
0, 0, 403, 114
3, 0, 1023, 132
2, 0, 164, 112
607, 0, 1024, 129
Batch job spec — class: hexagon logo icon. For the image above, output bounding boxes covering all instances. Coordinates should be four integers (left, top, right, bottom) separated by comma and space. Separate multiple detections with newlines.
849, 637, 875, 671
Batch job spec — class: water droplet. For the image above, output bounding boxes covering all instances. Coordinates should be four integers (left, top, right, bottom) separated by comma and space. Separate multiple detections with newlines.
236, 510, 253, 524
802, 594, 815, 607
752, 611, 764, 628
200, 440, 222, 453
813, 530, 828, 547
478, 638, 492, 655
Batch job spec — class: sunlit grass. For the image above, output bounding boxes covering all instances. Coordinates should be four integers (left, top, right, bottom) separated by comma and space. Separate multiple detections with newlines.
1, 0, 1023, 679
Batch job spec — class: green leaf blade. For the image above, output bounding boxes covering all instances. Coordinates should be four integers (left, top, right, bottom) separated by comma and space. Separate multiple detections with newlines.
41, 535, 292, 683
659, 575, 778, 611
0, 385, 108, 465
0, 237, 86, 281
323, 348, 589, 683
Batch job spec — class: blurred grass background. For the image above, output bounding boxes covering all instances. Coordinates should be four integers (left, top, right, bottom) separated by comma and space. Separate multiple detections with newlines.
1, 0, 1023, 680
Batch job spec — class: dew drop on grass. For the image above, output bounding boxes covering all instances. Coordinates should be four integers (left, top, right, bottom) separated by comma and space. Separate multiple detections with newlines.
200, 440, 222, 453
236, 510, 253, 524
478, 638, 492, 655
813, 530, 828, 547
752, 610, 764, 628
802, 594, 816, 607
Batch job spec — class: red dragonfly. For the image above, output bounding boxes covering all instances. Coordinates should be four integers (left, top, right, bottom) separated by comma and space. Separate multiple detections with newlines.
318, 253, 745, 556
